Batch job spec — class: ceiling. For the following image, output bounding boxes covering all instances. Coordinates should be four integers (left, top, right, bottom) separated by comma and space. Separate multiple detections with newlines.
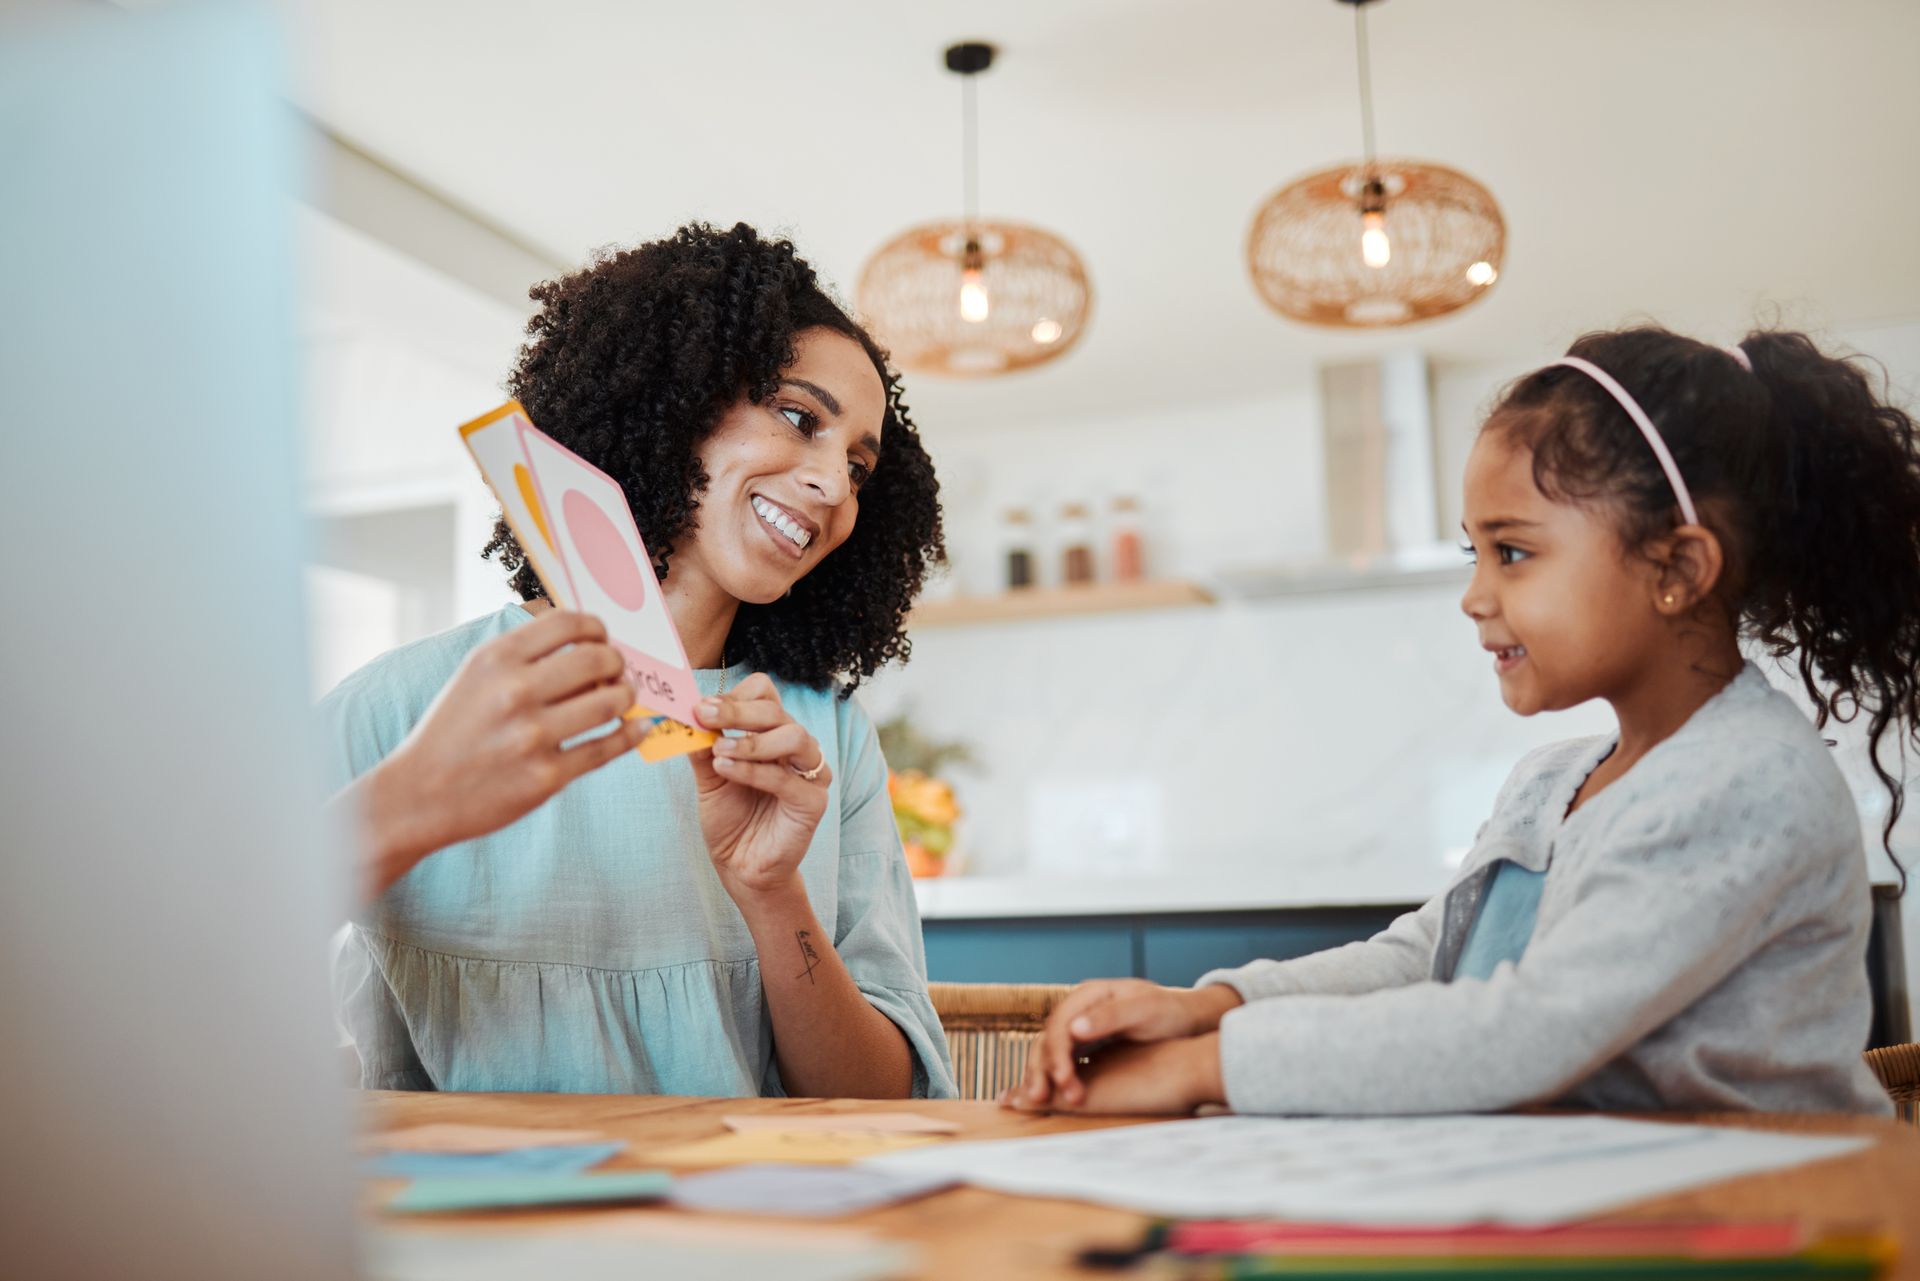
286, 0, 1920, 428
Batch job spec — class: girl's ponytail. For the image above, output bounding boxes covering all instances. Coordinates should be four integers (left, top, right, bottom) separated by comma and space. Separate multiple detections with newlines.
1740, 331, 1920, 875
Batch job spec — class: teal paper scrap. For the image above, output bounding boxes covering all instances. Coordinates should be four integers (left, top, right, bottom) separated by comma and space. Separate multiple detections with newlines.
386, 1170, 672, 1214
367, 1140, 626, 1179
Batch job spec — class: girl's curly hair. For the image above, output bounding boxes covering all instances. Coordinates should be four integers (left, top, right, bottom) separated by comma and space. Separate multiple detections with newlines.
1489, 325, 1920, 885
482, 222, 943, 693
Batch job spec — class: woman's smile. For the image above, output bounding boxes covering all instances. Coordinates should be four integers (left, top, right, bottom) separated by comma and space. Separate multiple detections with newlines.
750, 493, 817, 556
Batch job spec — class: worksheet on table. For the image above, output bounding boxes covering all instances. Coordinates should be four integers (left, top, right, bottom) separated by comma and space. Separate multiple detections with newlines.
866, 1114, 1870, 1225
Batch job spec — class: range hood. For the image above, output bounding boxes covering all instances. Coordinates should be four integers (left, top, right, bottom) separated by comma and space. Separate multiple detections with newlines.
1214, 351, 1466, 600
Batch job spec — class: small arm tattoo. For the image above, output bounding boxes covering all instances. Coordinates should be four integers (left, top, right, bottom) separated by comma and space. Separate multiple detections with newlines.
794, 929, 822, 985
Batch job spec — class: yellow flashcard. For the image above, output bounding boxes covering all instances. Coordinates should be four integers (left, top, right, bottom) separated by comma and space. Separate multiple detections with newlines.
642, 1130, 943, 1167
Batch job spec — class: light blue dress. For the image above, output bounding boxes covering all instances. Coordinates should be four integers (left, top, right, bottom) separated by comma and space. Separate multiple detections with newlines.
321, 605, 956, 1098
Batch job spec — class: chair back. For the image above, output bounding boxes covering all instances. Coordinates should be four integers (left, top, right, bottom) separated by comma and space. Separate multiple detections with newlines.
1865, 1042, 1920, 1126
930, 982, 1074, 1101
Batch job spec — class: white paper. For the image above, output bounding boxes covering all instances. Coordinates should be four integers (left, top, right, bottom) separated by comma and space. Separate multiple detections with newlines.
367, 1231, 912, 1281
864, 1114, 1871, 1225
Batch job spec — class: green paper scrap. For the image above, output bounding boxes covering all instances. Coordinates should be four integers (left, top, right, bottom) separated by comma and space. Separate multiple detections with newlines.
386, 1170, 673, 1214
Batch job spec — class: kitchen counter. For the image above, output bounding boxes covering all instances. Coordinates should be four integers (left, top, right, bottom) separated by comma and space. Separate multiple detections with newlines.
911, 871, 1446, 921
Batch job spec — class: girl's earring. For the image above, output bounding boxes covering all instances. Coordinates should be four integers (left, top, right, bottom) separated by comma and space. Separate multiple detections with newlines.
1663, 594, 1676, 606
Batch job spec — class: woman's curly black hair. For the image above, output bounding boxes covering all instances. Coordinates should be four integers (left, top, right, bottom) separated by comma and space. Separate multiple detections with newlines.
482, 222, 943, 693
1488, 325, 1920, 884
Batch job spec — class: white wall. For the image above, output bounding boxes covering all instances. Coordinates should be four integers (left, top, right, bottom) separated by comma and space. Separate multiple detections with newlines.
297, 206, 530, 691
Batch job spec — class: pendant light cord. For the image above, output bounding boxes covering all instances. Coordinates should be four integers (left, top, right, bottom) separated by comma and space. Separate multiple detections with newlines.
961, 71, 980, 233
1354, 1, 1378, 171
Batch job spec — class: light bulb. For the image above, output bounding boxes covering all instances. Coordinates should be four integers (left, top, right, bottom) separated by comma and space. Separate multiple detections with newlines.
959, 267, 990, 323
1361, 210, 1391, 269
1466, 260, 1497, 287
1031, 318, 1062, 344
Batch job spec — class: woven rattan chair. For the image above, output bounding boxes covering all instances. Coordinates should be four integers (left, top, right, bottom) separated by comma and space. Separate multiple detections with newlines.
930, 982, 1075, 1101
1865, 1042, 1920, 1126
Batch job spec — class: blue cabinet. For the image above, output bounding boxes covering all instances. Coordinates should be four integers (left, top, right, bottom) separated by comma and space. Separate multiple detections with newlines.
922, 906, 1413, 987
922, 919, 1136, 985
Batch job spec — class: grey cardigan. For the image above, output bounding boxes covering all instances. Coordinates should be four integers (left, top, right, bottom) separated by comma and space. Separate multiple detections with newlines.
1201, 664, 1893, 1116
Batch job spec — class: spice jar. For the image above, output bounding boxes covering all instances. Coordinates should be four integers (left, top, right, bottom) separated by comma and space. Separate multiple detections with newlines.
1059, 502, 1095, 586
1001, 508, 1036, 591
1109, 495, 1144, 582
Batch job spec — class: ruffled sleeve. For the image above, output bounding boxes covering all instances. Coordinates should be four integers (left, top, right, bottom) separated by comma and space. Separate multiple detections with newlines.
828, 694, 958, 1099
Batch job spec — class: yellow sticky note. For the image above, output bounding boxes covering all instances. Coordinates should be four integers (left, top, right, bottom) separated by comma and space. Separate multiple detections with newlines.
643, 1130, 942, 1167
722, 1112, 962, 1136
623, 703, 716, 762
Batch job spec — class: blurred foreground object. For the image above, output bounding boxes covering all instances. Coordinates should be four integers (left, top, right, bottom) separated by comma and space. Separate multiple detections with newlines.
0, 4, 358, 1279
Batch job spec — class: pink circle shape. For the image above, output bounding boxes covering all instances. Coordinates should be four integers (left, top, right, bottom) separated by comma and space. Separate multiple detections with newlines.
562, 488, 647, 611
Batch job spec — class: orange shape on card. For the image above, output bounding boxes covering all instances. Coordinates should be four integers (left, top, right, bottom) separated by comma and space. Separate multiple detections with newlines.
513, 462, 556, 552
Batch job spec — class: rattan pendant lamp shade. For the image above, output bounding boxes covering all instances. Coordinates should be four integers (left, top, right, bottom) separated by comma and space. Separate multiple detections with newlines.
1247, 0, 1506, 328
857, 43, 1092, 377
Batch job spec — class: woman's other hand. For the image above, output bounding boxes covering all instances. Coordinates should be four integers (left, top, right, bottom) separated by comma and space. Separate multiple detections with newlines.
1003, 978, 1244, 1111
689, 673, 833, 905
352, 610, 648, 897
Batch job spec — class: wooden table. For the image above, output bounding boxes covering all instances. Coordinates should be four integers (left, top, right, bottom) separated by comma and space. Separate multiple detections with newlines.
365, 1092, 1920, 1280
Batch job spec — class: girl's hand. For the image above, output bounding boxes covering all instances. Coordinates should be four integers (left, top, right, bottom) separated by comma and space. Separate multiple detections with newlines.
1006, 979, 1245, 1110
357, 610, 649, 895
1002, 1034, 1226, 1116
688, 673, 833, 905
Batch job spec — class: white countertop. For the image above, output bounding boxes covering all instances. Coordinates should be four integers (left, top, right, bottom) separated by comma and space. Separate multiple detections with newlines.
911, 872, 1444, 920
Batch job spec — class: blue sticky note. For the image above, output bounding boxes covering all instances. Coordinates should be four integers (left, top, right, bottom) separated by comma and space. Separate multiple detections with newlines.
367, 1140, 626, 1179
386, 1170, 673, 1214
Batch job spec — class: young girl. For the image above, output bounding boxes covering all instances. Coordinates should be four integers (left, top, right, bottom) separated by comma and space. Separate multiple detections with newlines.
1010, 325, 1913, 1117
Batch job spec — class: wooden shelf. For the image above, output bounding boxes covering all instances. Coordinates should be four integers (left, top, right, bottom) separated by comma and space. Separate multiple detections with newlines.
909, 579, 1213, 628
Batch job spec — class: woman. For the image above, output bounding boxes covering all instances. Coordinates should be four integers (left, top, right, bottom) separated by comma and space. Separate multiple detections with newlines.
323, 222, 955, 1099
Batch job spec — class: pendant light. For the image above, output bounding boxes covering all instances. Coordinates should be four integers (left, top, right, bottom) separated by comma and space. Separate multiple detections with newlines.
857, 42, 1092, 377
1246, 0, 1506, 328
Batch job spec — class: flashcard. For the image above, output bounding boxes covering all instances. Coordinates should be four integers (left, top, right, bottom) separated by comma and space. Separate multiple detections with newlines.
515, 420, 703, 727
458, 402, 715, 760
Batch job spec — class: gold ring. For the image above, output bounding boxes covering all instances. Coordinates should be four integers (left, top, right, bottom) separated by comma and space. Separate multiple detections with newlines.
788, 753, 826, 782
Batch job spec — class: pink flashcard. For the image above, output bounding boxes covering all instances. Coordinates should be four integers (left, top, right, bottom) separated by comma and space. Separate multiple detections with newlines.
514, 420, 703, 727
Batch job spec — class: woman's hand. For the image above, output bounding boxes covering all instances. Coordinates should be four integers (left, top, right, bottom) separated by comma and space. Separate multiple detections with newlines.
1003, 1034, 1226, 1116
688, 673, 833, 906
350, 610, 648, 898
1005, 978, 1245, 1110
